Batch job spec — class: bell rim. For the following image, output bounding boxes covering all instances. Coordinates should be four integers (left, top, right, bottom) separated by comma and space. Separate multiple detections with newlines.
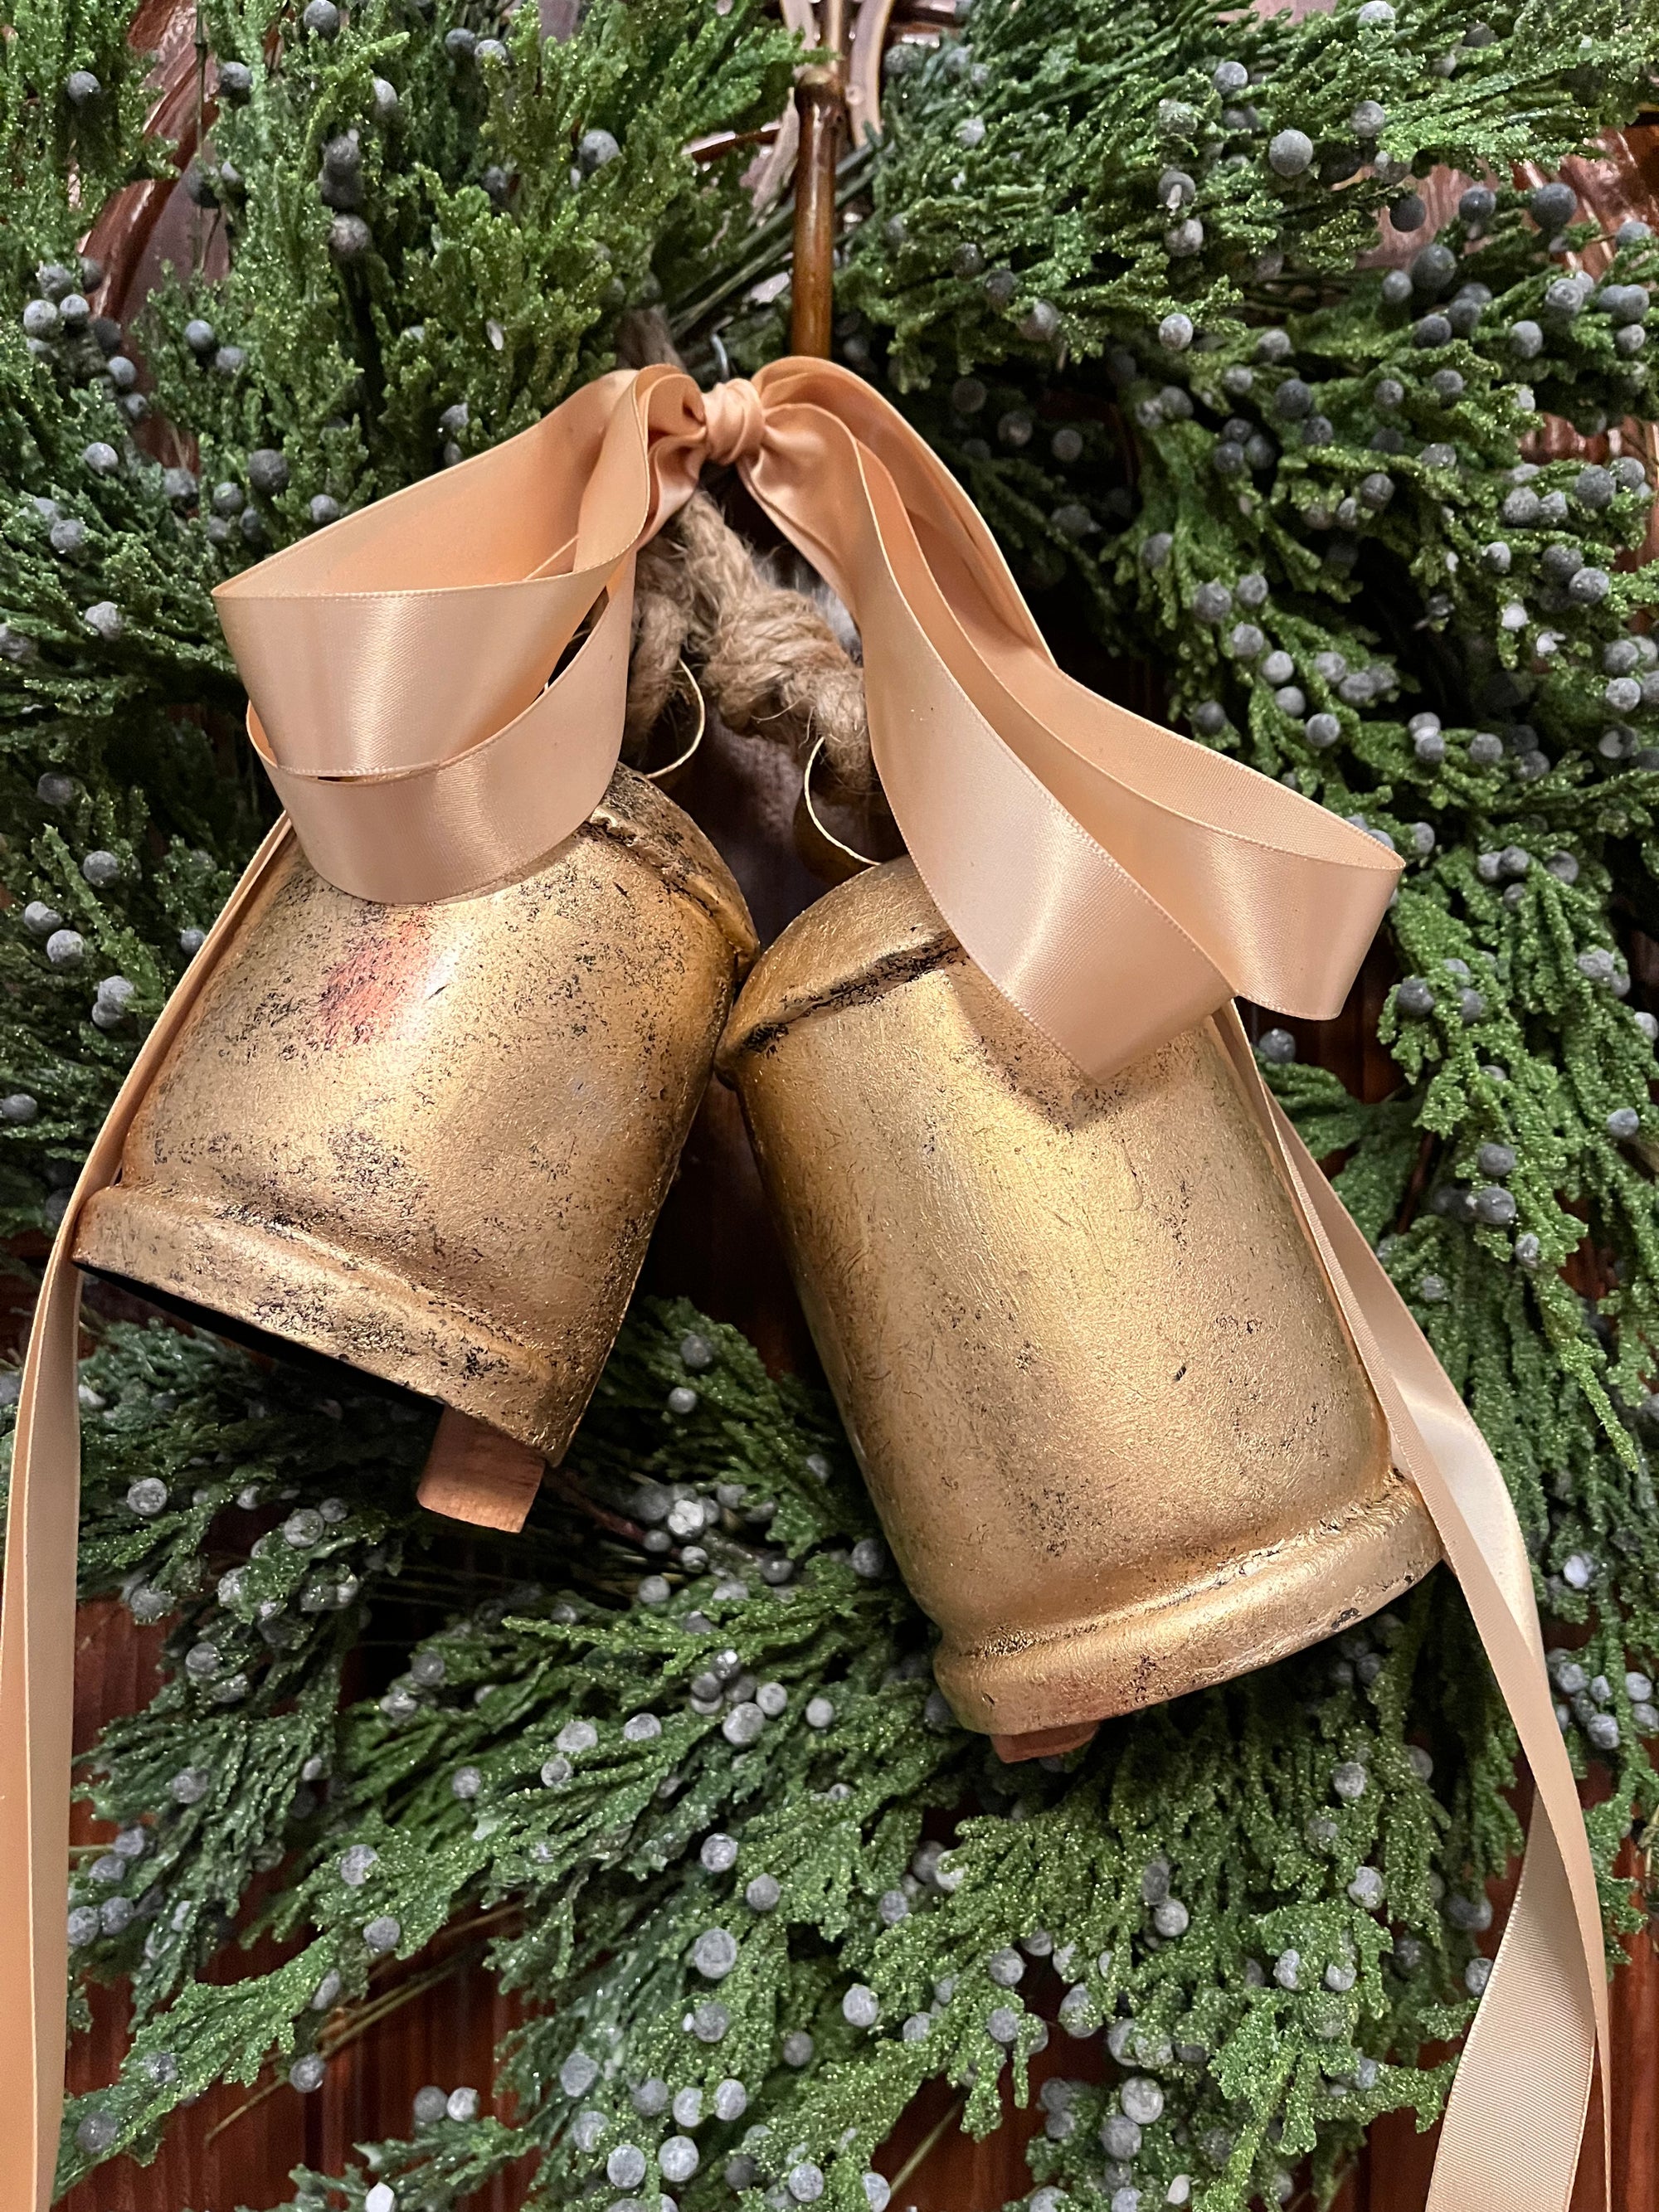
931, 1469, 1442, 1742
71, 1179, 593, 1461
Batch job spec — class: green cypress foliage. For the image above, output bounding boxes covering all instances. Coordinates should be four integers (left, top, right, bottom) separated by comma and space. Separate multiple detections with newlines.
40, 1302, 1520, 2210
7, 1, 1659, 2207
0, 0, 795, 1232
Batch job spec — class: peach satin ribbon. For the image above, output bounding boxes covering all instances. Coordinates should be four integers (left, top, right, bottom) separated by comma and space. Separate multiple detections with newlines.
0, 358, 1604, 2209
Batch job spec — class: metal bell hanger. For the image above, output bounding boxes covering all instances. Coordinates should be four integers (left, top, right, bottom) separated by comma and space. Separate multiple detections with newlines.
777, 0, 906, 353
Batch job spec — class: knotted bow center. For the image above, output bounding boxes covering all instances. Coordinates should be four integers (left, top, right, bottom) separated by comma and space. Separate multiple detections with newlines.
700, 377, 767, 469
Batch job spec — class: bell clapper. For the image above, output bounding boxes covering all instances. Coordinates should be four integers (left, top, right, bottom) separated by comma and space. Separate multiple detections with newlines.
416, 1408, 546, 1533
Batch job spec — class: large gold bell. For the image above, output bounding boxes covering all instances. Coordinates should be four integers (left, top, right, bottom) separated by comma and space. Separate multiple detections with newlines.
718, 859, 1438, 1748
75, 767, 755, 1521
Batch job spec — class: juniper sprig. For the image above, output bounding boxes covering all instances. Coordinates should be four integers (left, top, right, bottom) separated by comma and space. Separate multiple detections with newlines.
46, 1301, 1530, 2212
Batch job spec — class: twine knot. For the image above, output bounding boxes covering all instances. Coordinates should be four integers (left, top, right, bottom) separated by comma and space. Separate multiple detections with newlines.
701, 377, 766, 469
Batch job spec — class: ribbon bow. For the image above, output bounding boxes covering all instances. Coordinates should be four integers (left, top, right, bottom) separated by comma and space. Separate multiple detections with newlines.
0, 359, 1606, 2212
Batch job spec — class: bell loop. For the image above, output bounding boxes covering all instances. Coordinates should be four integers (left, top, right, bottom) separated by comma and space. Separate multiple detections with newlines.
700, 377, 767, 469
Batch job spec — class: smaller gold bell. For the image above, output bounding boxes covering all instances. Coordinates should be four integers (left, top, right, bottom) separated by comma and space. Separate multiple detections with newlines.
718, 859, 1438, 1746
75, 768, 755, 1521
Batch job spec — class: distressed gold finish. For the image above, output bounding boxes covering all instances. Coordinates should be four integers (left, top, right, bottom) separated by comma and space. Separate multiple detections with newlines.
718, 859, 1438, 1742
75, 766, 756, 1472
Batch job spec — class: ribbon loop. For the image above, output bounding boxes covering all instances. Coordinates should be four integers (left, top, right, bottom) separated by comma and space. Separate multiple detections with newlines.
214, 359, 1402, 1078
0, 356, 1608, 2212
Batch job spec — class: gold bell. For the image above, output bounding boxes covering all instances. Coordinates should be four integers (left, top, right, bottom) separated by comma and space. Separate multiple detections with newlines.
75, 766, 755, 1525
718, 859, 1438, 1749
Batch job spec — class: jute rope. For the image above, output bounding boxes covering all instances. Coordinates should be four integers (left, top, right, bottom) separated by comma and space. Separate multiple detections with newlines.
615, 310, 874, 790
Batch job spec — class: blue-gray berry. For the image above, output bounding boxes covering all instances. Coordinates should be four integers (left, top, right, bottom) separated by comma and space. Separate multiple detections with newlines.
606, 2142, 649, 2190
1101, 2113, 1143, 2159
578, 127, 621, 172
693, 1925, 739, 1980
329, 215, 372, 260
1508, 319, 1544, 360
1192, 581, 1233, 624
850, 1535, 888, 1578
1501, 485, 1542, 527
659, 2135, 699, 2184
558, 2047, 600, 2097
1530, 180, 1577, 232
1348, 1864, 1385, 1908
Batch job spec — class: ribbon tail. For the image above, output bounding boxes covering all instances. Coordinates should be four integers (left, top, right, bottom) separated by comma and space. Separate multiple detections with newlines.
741, 378, 1399, 1087
1215, 1010, 1608, 2212
1428, 1794, 1599, 2212
0, 819, 293, 2210
0, 1239, 84, 2211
